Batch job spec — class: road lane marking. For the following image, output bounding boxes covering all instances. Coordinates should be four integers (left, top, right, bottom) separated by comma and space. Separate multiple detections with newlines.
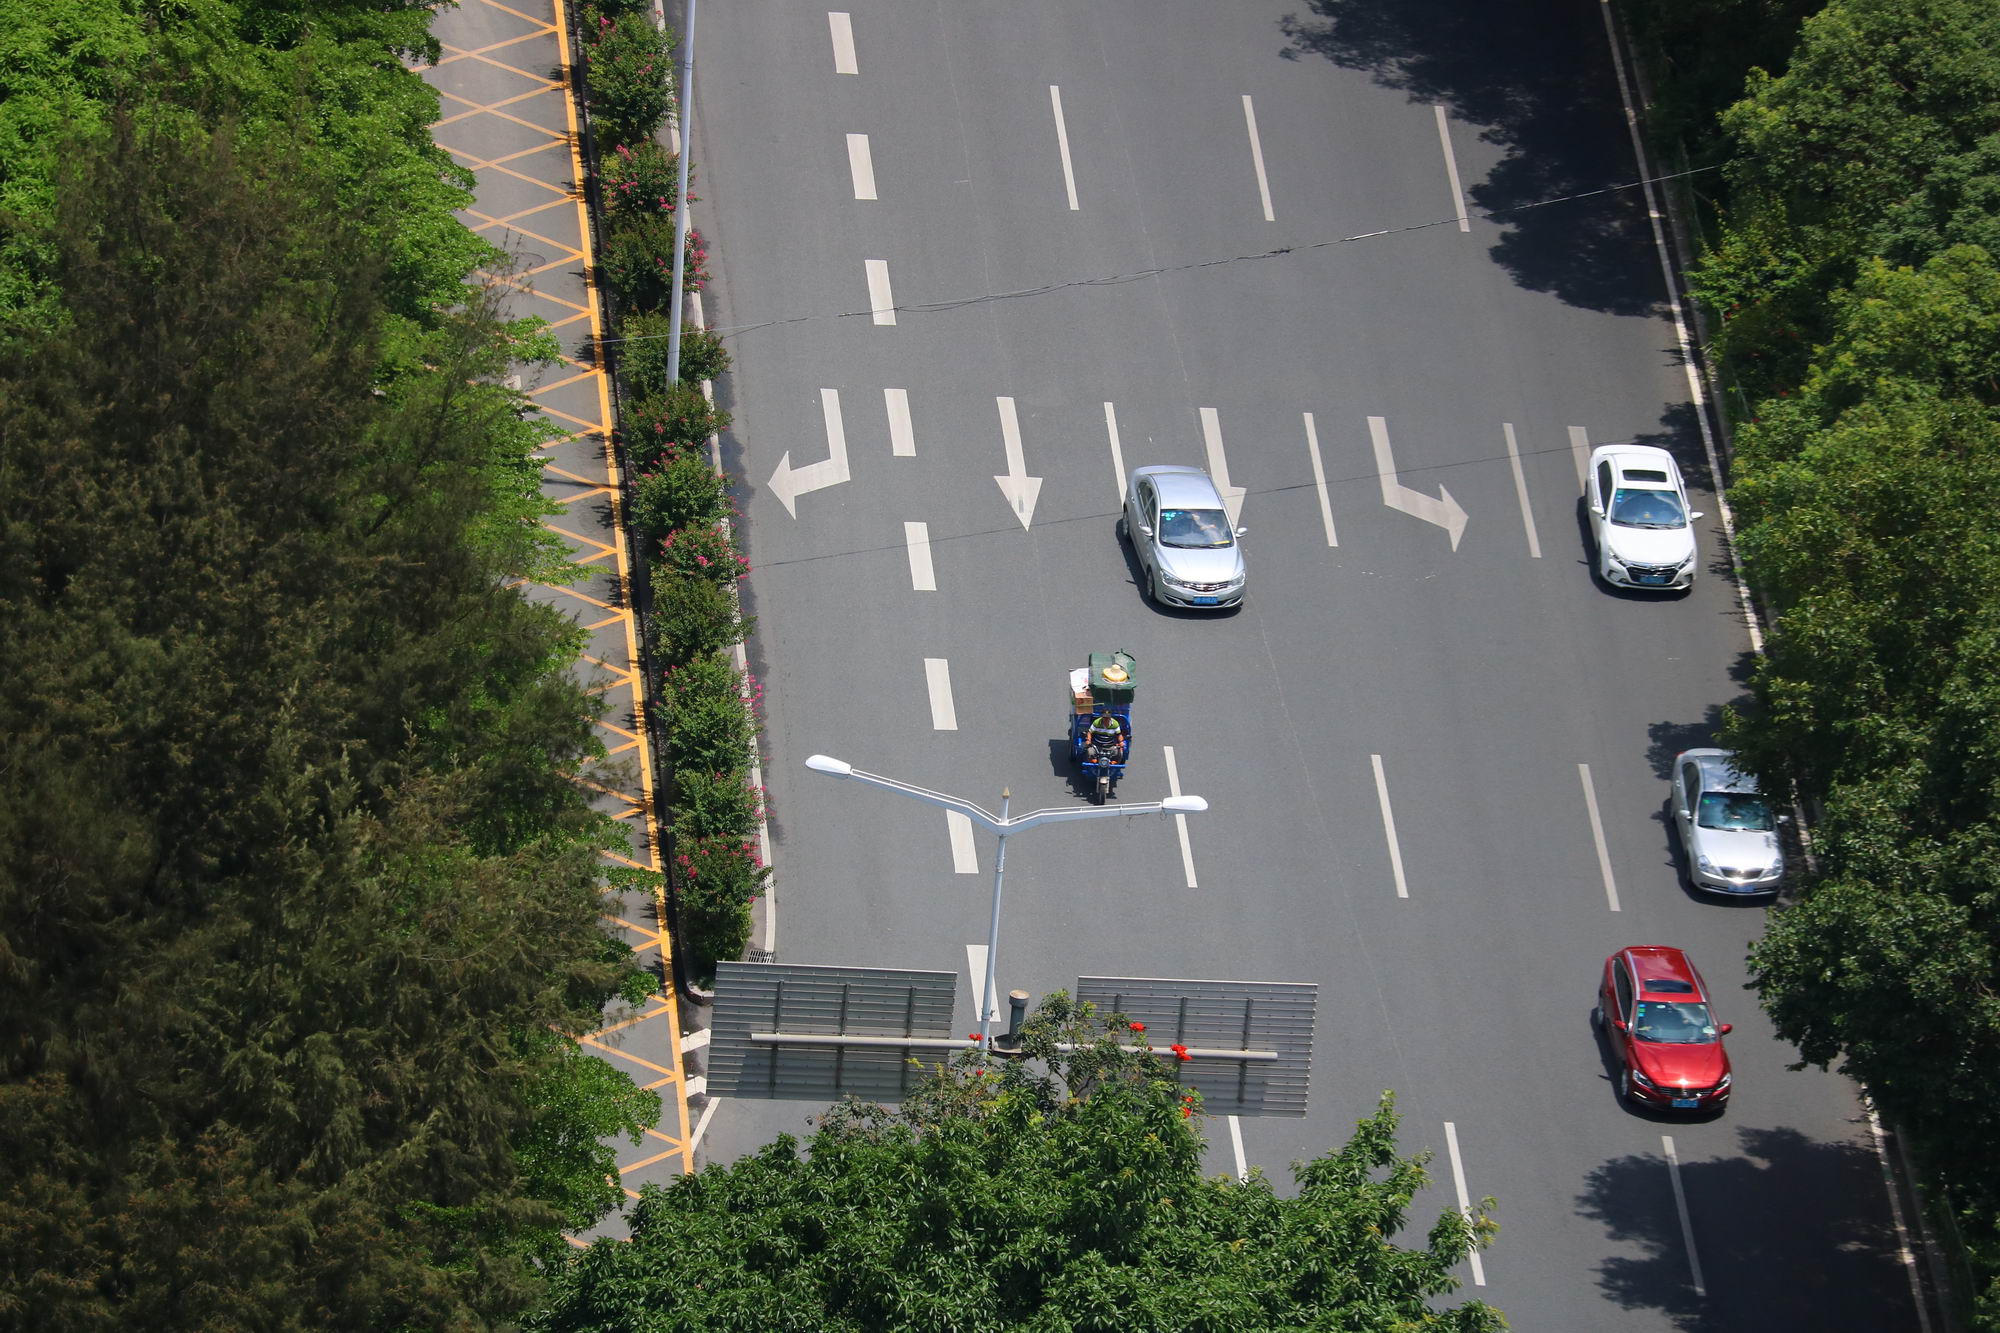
1578, 762, 1621, 912
965, 944, 994, 1026
766, 387, 853, 517
828, 11, 857, 74
1662, 1135, 1707, 1299
1501, 423, 1541, 558
1163, 745, 1198, 888
1241, 95, 1275, 221
1197, 407, 1248, 526
1371, 754, 1410, 899
1050, 85, 1080, 210
948, 810, 977, 873
904, 521, 936, 590
1228, 1115, 1249, 1181
1866, 1099, 1937, 1333
680, 1027, 711, 1052
845, 132, 877, 199
993, 396, 1043, 528
1104, 402, 1127, 500
689, 1095, 721, 1150
886, 387, 915, 456
1569, 425, 1591, 488
1433, 105, 1470, 233
924, 657, 957, 730
1302, 411, 1338, 546
1444, 1122, 1487, 1286
864, 259, 896, 325
1368, 415, 1468, 549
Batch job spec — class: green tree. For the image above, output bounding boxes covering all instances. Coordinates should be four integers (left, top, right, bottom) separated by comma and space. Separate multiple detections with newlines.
533, 996, 1502, 1333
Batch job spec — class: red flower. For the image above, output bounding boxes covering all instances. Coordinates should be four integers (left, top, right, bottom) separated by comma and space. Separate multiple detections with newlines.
1170, 1043, 1190, 1062
968, 1033, 983, 1042
1128, 1021, 1145, 1034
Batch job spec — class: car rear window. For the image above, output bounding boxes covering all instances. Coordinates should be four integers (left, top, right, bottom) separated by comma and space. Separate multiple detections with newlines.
1623, 468, 1669, 483
1641, 978, 1695, 994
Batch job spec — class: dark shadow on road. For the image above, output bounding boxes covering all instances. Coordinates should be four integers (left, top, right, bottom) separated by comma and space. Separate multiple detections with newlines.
1279, 0, 1662, 315
1576, 1125, 1911, 1330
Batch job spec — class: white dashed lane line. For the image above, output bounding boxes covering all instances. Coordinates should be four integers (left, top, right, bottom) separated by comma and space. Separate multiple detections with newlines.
828, 11, 857, 74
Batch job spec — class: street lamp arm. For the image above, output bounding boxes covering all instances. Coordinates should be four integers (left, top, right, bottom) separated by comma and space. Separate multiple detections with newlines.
827, 764, 1006, 832
998, 798, 1207, 833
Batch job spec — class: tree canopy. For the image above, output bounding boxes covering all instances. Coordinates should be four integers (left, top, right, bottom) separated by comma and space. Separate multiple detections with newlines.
534, 996, 1502, 1333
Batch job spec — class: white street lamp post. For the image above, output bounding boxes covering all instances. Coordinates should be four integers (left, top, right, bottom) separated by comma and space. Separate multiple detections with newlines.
804, 754, 1209, 1050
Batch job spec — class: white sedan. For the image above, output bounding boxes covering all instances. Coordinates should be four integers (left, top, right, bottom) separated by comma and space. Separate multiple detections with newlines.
1585, 443, 1702, 591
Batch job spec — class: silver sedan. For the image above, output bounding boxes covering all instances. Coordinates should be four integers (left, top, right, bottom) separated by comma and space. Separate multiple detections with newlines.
1671, 748, 1786, 894
1118, 465, 1246, 609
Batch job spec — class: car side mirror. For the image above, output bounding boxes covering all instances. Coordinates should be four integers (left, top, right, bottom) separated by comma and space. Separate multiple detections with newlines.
1690, 510, 1707, 520
1718, 1023, 1733, 1035
1611, 1017, 1627, 1032
1138, 524, 1153, 538
1777, 814, 1792, 824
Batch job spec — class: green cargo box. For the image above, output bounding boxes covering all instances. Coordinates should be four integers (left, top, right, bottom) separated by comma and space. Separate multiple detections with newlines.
1089, 651, 1137, 703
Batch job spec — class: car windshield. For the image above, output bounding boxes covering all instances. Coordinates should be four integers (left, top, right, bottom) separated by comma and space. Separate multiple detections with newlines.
1608, 488, 1686, 528
1158, 507, 1234, 549
1697, 791, 1775, 832
1632, 1000, 1719, 1044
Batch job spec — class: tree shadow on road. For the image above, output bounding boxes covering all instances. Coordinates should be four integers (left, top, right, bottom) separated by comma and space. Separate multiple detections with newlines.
1278, 0, 1662, 316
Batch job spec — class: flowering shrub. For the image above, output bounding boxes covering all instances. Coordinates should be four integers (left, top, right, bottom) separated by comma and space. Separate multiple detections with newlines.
662, 652, 756, 771
601, 141, 684, 221
582, 8, 675, 149
674, 834, 768, 978
649, 569, 752, 667
619, 312, 730, 397
672, 768, 763, 842
659, 522, 746, 586
625, 382, 728, 471
630, 451, 730, 542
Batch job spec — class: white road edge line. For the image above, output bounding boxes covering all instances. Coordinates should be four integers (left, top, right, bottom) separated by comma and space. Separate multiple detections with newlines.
1433, 105, 1470, 233
1569, 425, 1592, 489
1578, 762, 1621, 912
845, 132, 877, 200
1049, 85, 1080, 211
1661, 1135, 1707, 1300
828, 11, 857, 74
1163, 745, 1198, 889
1501, 423, 1541, 558
1370, 754, 1410, 899
886, 387, 915, 456
1868, 1099, 1937, 1333
1443, 1122, 1487, 1286
689, 1095, 722, 1151
864, 258, 896, 325
924, 657, 957, 730
947, 810, 977, 874
1228, 1115, 1249, 1182
1241, 95, 1275, 222
1303, 412, 1338, 547
904, 521, 936, 591
1104, 402, 1127, 501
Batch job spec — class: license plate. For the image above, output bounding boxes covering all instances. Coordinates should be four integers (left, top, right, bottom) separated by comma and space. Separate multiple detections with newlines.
1192, 596, 1218, 605
1672, 1096, 1700, 1109
1638, 575, 1667, 586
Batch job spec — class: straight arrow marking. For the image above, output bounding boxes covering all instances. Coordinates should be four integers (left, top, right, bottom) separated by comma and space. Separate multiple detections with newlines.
1197, 407, 1247, 527
993, 396, 1043, 529
1366, 415, 1467, 550
766, 387, 852, 518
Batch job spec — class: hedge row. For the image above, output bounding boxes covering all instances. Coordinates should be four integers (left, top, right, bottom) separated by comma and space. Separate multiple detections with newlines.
580, 1, 766, 981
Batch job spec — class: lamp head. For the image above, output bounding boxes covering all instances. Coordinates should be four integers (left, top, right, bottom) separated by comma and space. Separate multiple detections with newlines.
1160, 795, 1208, 814
804, 754, 854, 777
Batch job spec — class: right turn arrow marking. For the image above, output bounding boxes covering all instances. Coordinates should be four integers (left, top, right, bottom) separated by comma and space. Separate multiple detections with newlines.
1367, 415, 1467, 550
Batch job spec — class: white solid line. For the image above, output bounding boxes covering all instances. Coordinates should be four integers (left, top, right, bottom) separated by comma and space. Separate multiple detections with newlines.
1662, 1135, 1708, 1299
1050, 85, 1080, 211
828, 11, 857, 74
1370, 754, 1410, 899
1868, 1100, 1937, 1333
1569, 425, 1591, 488
947, 810, 977, 874
886, 387, 915, 456
1163, 745, 1198, 889
904, 521, 936, 591
1241, 95, 1276, 222
1596, 1, 1758, 654
864, 259, 896, 325
1103, 402, 1127, 501
689, 1095, 722, 1151
965, 943, 994, 1025
1228, 1115, 1249, 1181
1501, 423, 1541, 558
1302, 412, 1338, 547
680, 1027, 711, 1053
845, 133, 877, 200
1444, 1122, 1488, 1286
1578, 762, 1621, 912
924, 658, 957, 730
1433, 105, 1470, 233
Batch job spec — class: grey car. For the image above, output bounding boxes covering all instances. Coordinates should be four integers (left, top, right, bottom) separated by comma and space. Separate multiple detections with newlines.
1118, 465, 1246, 608
1671, 749, 1786, 894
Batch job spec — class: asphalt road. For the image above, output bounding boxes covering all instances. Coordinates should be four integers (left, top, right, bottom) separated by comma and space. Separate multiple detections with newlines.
681, 1, 1918, 1327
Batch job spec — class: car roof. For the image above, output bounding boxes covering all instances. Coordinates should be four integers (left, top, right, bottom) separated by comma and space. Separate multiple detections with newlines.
1620, 946, 1705, 999
1678, 748, 1762, 795
1589, 443, 1683, 490
1136, 465, 1224, 508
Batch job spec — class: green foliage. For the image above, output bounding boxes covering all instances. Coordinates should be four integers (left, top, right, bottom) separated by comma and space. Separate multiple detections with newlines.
672, 835, 767, 976
0, 111, 648, 1328
581, 7, 674, 150
598, 216, 708, 315
1618, 0, 1824, 153
600, 138, 682, 220
625, 380, 728, 470
619, 312, 730, 396
670, 768, 763, 843
532, 995, 1502, 1332
630, 450, 731, 542
649, 571, 753, 667
514, 1032, 661, 1261
657, 521, 747, 585
661, 653, 757, 771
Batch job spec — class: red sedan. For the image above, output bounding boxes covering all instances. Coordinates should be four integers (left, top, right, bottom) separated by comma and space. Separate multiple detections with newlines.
1596, 946, 1733, 1112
